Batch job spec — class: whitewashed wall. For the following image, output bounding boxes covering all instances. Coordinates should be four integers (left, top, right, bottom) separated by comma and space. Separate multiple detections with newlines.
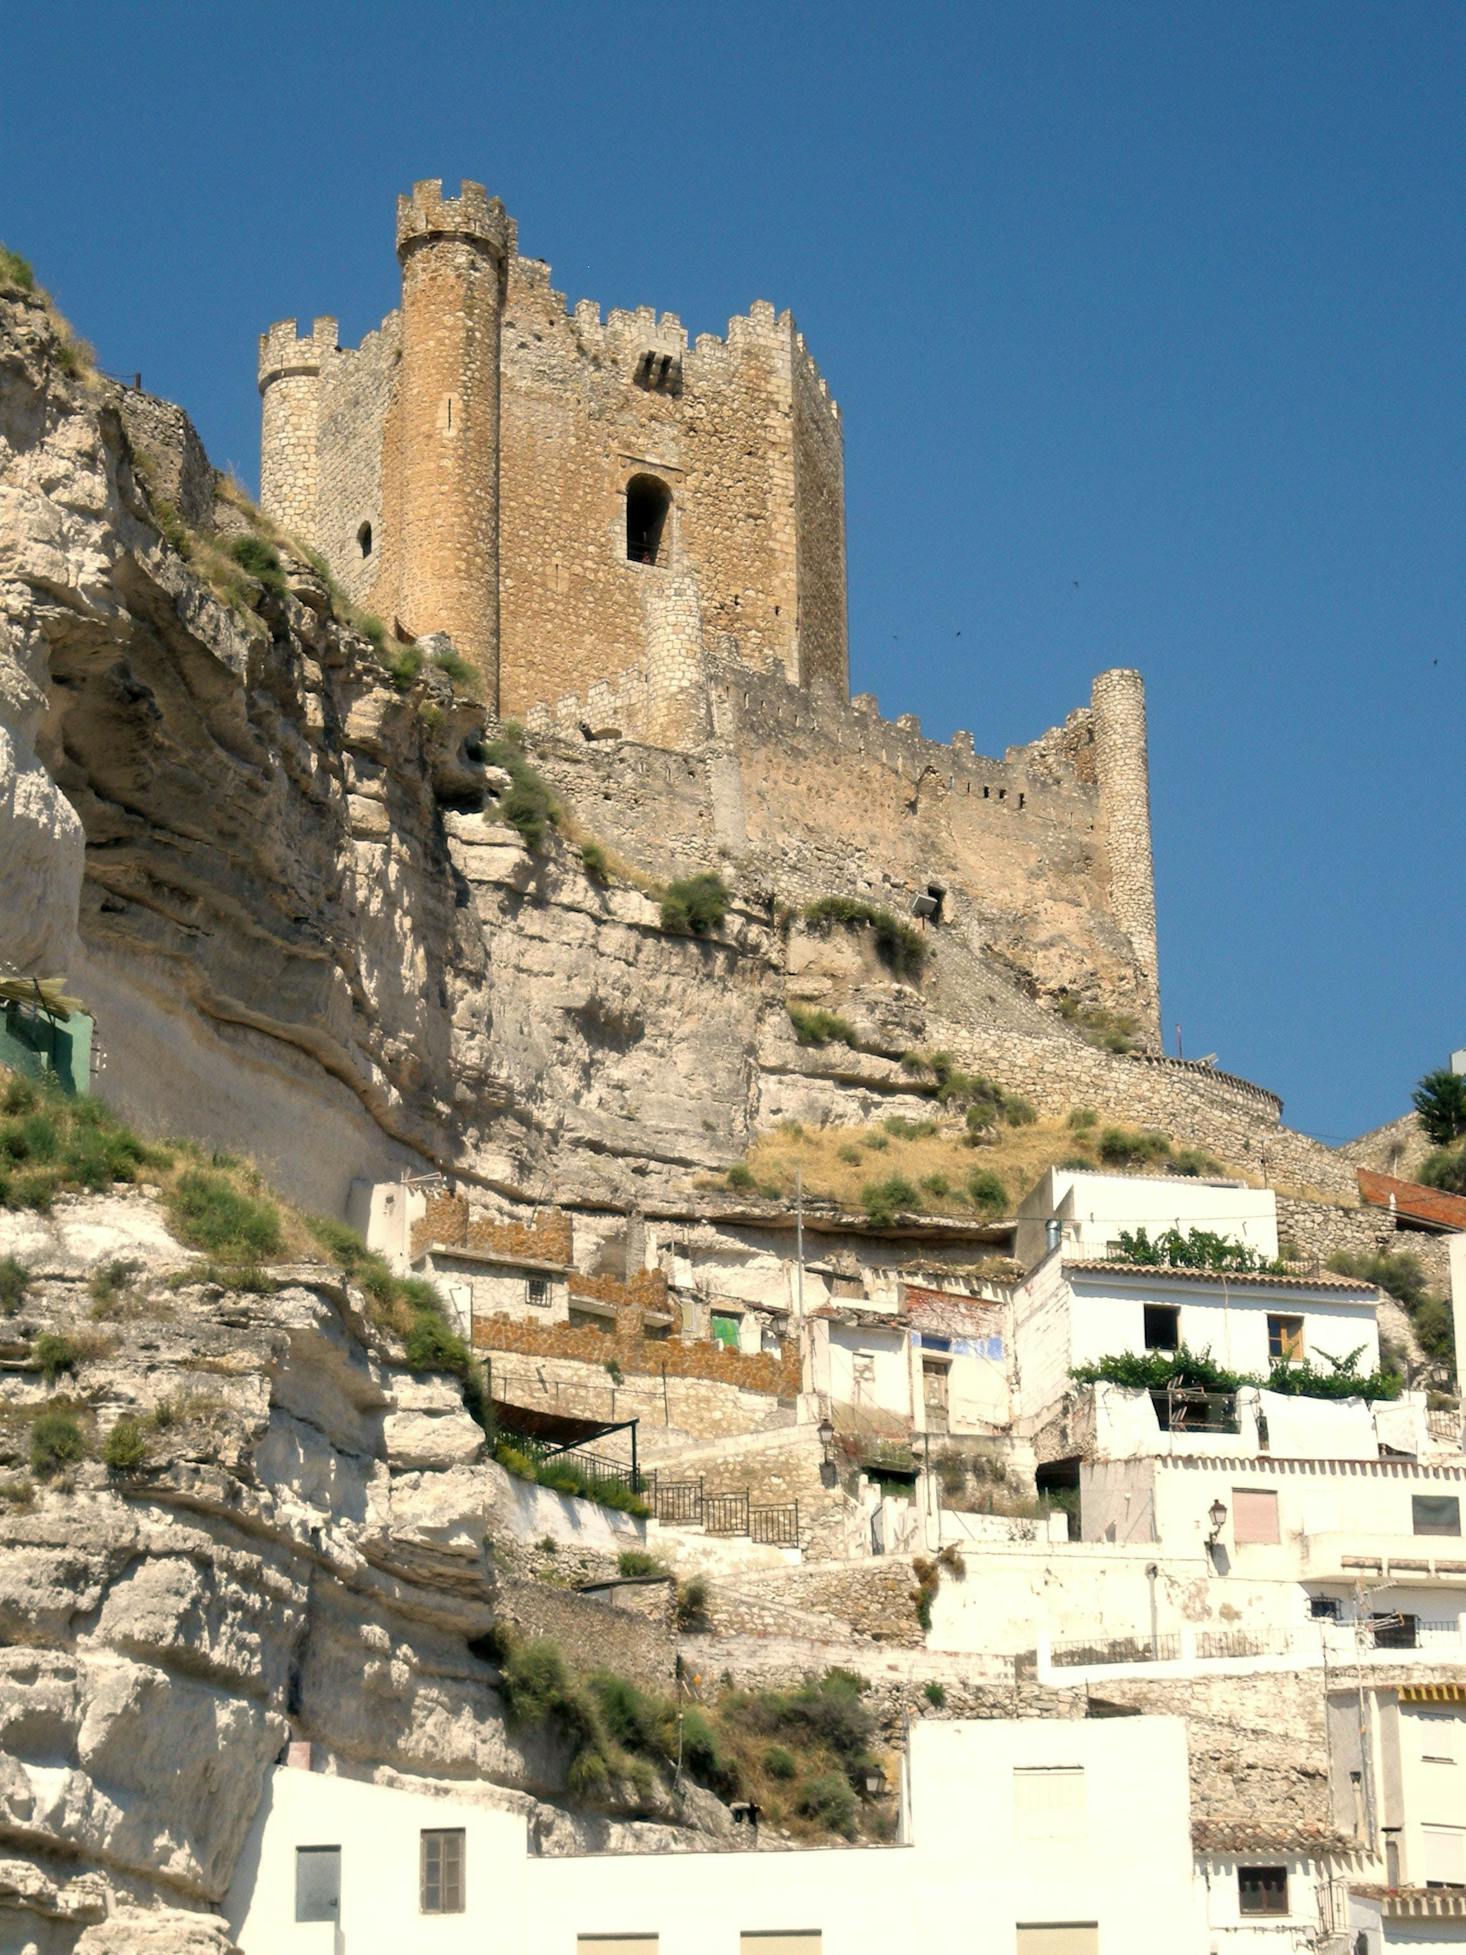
228, 1716, 1203, 1955
1015, 1168, 1280, 1268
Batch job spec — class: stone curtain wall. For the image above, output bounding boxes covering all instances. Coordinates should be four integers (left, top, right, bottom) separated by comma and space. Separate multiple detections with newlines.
1097, 1670, 1331, 1844
702, 1558, 926, 1646
1275, 1193, 1455, 1293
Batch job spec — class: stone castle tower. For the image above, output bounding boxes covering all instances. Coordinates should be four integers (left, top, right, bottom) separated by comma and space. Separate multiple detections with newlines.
258, 180, 848, 719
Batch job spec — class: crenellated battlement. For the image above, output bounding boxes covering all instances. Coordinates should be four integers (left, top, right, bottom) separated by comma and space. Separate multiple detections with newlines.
395, 178, 516, 260
257, 316, 338, 390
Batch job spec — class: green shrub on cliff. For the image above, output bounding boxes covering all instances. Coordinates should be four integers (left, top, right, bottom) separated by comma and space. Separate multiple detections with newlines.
485, 729, 561, 850
166, 1171, 282, 1262
803, 896, 927, 980
0, 245, 36, 293
660, 873, 729, 938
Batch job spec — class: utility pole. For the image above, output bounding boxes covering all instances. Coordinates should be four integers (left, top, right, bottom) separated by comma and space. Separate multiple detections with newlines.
794, 1166, 805, 1326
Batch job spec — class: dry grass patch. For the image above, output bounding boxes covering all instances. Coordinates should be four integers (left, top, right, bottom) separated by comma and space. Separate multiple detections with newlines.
743, 1114, 1091, 1220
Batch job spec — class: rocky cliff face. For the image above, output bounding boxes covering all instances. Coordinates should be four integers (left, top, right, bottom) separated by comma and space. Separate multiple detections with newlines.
0, 1188, 721, 1953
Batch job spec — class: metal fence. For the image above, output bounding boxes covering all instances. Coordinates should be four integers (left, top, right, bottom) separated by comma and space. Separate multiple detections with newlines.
1050, 1632, 1181, 1669
512, 1436, 645, 1498
705, 1491, 751, 1536
654, 1479, 704, 1526
1149, 1386, 1240, 1435
749, 1502, 800, 1547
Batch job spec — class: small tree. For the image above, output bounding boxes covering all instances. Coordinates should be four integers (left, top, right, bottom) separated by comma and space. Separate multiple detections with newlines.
1413, 1069, 1466, 1147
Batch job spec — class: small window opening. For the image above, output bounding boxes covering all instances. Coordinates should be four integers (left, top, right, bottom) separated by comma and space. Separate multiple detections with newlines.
357, 521, 372, 558
1238, 1867, 1288, 1917
526, 1275, 550, 1308
1309, 1594, 1342, 1620
626, 474, 672, 566
1143, 1304, 1180, 1352
633, 350, 682, 396
1414, 1495, 1462, 1537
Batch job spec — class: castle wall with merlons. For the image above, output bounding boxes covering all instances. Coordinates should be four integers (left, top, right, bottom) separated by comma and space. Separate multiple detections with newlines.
261, 218, 847, 716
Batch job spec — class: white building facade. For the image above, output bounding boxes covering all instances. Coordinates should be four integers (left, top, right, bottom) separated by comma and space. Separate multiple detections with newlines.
228, 1717, 1202, 1955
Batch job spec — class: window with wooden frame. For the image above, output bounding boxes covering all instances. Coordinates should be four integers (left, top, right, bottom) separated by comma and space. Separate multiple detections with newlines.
1238, 1865, 1289, 1916
1267, 1314, 1305, 1362
420, 1828, 465, 1914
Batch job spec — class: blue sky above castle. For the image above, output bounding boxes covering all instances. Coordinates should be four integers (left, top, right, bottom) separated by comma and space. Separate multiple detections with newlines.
4, 0, 1461, 1141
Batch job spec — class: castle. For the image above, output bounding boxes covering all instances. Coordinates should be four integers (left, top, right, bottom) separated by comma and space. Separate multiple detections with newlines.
260, 180, 1162, 1038
258, 178, 847, 722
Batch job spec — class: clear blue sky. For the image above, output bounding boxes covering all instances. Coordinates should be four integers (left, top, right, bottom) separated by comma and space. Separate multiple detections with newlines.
5, 1, 1461, 1144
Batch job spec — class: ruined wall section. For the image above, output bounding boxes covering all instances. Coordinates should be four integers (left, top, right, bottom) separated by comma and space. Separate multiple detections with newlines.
789, 327, 847, 696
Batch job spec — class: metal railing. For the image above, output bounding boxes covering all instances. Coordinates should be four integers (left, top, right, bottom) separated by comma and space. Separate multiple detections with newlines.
512, 1436, 646, 1498
645, 1474, 800, 1545
705, 1491, 751, 1536
1149, 1386, 1240, 1435
654, 1479, 704, 1526
1051, 1632, 1181, 1669
749, 1502, 800, 1547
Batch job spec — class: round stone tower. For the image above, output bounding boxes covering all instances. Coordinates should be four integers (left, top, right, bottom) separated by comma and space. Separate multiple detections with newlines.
1090, 667, 1161, 1036
393, 179, 514, 705
257, 316, 338, 542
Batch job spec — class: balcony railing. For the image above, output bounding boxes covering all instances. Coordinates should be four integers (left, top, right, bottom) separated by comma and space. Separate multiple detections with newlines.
1148, 1386, 1240, 1435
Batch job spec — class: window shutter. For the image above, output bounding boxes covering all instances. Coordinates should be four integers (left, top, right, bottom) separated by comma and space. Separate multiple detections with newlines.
739, 1938, 823, 1955
1232, 1488, 1280, 1545
1424, 1827, 1466, 1885
577, 1940, 660, 1955
1016, 1926, 1099, 1955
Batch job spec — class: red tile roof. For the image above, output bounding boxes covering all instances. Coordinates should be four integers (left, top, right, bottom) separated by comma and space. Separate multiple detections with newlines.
1358, 1169, 1466, 1232
1064, 1260, 1377, 1295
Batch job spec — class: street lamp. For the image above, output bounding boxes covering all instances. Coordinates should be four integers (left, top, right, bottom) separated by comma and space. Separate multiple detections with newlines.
1207, 1499, 1227, 1543
817, 1415, 835, 1455
861, 1762, 889, 1799
817, 1414, 838, 1489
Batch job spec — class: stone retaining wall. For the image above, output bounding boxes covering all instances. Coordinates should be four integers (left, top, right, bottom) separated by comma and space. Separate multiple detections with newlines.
495, 1576, 675, 1691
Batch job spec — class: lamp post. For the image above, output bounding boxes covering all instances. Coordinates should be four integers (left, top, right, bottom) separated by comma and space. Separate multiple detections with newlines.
817, 1414, 837, 1489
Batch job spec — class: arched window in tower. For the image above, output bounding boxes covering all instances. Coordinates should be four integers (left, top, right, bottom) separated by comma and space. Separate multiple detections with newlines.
625, 474, 672, 567
357, 521, 373, 558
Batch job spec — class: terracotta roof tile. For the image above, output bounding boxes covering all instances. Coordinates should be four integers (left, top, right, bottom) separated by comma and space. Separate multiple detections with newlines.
1359, 1169, 1466, 1232
1064, 1259, 1377, 1295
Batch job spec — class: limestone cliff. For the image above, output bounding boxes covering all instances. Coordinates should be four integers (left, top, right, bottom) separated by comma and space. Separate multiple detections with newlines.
0, 1187, 726, 1952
